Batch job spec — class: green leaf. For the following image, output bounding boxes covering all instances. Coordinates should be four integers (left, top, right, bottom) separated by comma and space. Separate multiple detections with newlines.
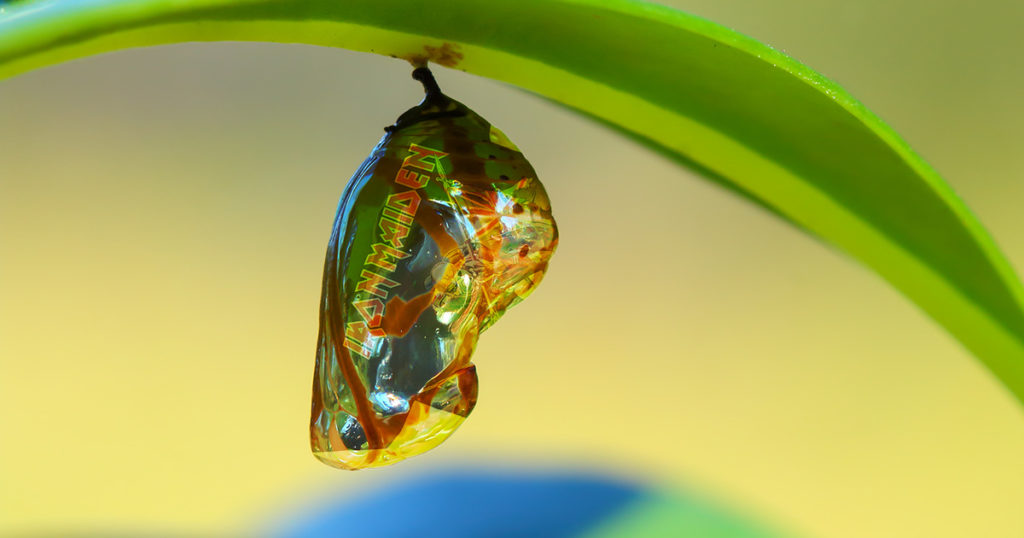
2, 0, 1023, 405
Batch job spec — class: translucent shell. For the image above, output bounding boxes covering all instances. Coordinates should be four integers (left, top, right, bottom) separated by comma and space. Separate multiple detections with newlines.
310, 75, 558, 470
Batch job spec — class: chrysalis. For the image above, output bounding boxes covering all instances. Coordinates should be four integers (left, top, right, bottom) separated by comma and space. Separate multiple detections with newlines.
310, 67, 558, 470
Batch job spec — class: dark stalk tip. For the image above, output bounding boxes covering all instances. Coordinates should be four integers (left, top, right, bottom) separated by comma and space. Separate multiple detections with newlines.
412, 66, 443, 100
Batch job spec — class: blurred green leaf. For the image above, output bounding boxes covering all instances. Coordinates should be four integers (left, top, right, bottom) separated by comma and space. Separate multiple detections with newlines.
2, 0, 1023, 405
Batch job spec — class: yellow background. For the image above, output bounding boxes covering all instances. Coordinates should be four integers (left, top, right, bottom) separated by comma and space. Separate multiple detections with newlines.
2, 1, 1023, 536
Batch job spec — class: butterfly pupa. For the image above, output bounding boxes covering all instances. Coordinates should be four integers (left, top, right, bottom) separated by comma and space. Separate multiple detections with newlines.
309, 67, 558, 470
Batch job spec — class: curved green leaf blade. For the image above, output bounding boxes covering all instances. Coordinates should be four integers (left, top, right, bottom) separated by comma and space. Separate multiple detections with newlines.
2, 0, 1023, 404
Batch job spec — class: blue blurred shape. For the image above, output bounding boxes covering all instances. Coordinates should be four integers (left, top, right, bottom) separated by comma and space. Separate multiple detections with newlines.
271, 469, 643, 538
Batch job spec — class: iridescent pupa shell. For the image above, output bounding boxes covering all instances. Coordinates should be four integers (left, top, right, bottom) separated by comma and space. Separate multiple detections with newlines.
310, 68, 558, 470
